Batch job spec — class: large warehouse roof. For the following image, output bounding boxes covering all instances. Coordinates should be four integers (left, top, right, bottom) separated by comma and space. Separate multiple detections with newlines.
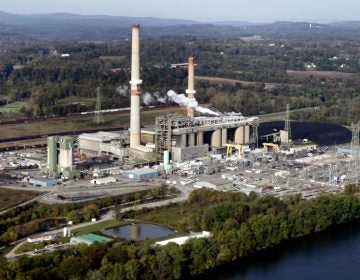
79, 131, 121, 142
124, 167, 157, 175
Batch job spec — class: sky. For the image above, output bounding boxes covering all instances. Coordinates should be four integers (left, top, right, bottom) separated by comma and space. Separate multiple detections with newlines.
0, 0, 359, 22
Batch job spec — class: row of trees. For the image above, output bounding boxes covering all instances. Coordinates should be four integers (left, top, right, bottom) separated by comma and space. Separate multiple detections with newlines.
1, 186, 360, 279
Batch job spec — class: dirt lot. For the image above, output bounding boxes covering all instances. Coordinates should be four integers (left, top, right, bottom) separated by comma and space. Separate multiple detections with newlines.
0, 106, 184, 140
195, 76, 297, 90
0, 188, 40, 211
286, 70, 356, 78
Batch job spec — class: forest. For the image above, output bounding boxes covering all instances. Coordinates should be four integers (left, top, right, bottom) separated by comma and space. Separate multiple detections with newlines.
1, 186, 360, 279
1, 26, 360, 125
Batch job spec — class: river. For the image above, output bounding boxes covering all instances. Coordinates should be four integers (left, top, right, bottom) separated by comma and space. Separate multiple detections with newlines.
196, 221, 360, 280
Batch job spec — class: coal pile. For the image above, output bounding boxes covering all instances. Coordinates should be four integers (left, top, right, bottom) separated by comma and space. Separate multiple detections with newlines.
259, 121, 351, 146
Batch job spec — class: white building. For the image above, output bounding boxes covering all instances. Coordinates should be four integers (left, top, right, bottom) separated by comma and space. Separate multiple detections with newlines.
78, 131, 129, 158
90, 176, 117, 185
155, 231, 212, 246
194, 178, 233, 191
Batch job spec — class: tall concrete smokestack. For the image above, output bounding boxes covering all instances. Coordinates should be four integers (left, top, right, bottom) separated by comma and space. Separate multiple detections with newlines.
186, 57, 196, 119
130, 24, 142, 148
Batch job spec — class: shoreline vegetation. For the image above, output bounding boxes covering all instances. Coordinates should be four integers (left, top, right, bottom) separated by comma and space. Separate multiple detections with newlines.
1, 185, 360, 279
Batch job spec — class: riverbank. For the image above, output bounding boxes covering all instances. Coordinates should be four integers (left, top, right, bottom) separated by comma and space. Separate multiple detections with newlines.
1, 188, 360, 279
195, 220, 360, 280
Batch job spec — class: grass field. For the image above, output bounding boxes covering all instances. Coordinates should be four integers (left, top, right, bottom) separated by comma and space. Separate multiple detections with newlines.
0, 188, 40, 211
133, 204, 188, 229
72, 219, 122, 236
0, 101, 27, 113
56, 96, 96, 105
0, 106, 184, 140
14, 242, 48, 254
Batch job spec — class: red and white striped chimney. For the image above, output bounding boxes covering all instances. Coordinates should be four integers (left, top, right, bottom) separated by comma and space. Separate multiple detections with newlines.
130, 24, 142, 148
186, 57, 196, 119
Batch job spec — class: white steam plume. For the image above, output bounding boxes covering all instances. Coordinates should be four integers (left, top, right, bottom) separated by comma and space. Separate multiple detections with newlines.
142, 92, 154, 105
116, 85, 129, 96
167, 90, 219, 116
154, 92, 166, 103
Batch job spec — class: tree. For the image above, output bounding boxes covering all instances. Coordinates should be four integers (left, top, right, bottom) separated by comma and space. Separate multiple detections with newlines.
66, 210, 82, 224
124, 259, 140, 280
344, 184, 358, 195
82, 204, 99, 221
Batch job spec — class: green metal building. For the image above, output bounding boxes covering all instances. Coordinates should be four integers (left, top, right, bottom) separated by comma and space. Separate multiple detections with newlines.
70, 233, 112, 245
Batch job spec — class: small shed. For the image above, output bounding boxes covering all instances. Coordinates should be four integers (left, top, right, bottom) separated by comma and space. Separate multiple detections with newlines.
122, 168, 158, 180
29, 177, 59, 187
70, 233, 112, 246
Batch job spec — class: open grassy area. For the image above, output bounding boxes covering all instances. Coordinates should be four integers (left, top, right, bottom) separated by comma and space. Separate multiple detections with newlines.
72, 219, 122, 236
0, 106, 184, 140
0, 101, 27, 113
132, 204, 188, 229
14, 241, 47, 254
0, 188, 40, 211
56, 96, 96, 105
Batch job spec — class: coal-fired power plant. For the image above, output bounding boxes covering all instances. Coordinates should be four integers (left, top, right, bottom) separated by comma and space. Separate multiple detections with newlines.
186, 57, 196, 119
130, 24, 142, 148
78, 24, 259, 164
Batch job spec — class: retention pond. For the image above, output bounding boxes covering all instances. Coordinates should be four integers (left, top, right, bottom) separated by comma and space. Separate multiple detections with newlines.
102, 223, 175, 240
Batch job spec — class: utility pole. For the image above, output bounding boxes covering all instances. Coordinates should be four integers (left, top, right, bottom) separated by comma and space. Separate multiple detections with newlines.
350, 122, 360, 187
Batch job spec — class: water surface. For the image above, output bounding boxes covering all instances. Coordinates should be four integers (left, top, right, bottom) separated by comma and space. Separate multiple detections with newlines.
102, 223, 175, 240
196, 221, 360, 280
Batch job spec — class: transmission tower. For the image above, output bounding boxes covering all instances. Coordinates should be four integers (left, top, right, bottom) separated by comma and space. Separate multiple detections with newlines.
350, 122, 360, 186
94, 87, 104, 124
283, 104, 292, 146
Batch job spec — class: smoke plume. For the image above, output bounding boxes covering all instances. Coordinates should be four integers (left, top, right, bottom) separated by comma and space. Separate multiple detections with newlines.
154, 92, 167, 104
116, 85, 129, 96
142, 92, 154, 105
167, 90, 219, 116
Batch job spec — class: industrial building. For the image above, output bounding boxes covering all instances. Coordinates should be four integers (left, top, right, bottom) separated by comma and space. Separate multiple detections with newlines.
43, 136, 80, 179
154, 56, 259, 162
29, 177, 59, 187
194, 178, 234, 191
155, 113, 259, 162
70, 233, 112, 246
78, 131, 129, 158
155, 231, 212, 246
122, 168, 159, 180
90, 176, 117, 185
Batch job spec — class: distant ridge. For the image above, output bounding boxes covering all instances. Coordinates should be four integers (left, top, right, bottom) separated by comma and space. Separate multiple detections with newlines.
329, 21, 360, 29
0, 10, 200, 27
214, 20, 255, 27
0, 10, 359, 43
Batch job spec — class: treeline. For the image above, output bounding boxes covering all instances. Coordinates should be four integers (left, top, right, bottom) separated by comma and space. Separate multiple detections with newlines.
1, 186, 360, 279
